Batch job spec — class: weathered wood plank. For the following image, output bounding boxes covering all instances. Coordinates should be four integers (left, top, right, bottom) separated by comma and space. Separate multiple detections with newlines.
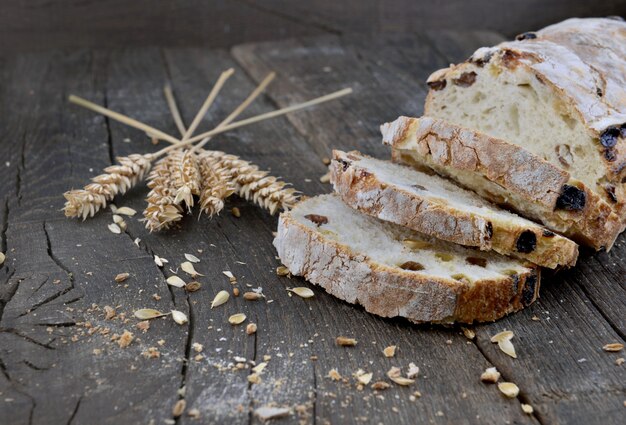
0, 50, 184, 425
231, 32, 626, 424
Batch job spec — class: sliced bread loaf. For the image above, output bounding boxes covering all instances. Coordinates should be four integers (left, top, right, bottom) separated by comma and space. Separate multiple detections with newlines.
424, 17, 626, 220
273, 194, 540, 324
381, 116, 622, 250
330, 149, 578, 268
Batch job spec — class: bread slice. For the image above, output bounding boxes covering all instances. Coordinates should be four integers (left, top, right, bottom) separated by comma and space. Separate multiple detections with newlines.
381, 116, 622, 250
330, 149, 578, 268
424, 17, 626, 220
273, 194, 540, 324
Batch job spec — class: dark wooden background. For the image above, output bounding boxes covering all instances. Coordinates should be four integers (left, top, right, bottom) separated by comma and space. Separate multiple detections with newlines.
0, 3, 625, 425
2, 0, 626, 53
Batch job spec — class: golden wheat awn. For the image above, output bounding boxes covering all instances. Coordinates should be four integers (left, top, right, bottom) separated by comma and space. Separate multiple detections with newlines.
63, 154, 151, 219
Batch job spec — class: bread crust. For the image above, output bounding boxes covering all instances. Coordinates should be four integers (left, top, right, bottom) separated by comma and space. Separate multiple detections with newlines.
331, 150, 578, 268
382, 116, 622, 250
424, 18, 626, 216
274, 204, 540, 324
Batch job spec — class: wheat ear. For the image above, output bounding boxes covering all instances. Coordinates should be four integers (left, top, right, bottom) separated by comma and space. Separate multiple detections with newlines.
197, 152, 236, 217
170, 69, 234, 210
63, 154, 151, 219
202, 151, 299, 214
171, 150, 201, 210
143, 155, 183, 232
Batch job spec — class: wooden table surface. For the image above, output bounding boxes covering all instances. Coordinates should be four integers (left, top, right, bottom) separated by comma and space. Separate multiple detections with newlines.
0, 31, 624, 425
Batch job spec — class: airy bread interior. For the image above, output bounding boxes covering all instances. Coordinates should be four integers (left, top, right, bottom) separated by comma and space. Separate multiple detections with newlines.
291, 194, 532, 283
349, 152, 545, 228
426, 62, 612, 207
334, 151, 578, 268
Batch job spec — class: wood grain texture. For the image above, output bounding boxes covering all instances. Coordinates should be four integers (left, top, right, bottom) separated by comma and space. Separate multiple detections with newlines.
2, 1, 625, 53
232, 32, 626, 424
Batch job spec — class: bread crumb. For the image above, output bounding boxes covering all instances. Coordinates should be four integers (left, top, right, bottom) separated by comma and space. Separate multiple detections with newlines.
336, 336, 357, 347
192, 342, 203, 353
480, 367, 500, 384
521, 403, 534, 414
117, 330, 133, 348
246, 323, 257, 335
136, 320, 150, 332
143, 347, 160, 358
328, 369, 342, 381
461, 327, 476, 340
383, 345, 397, 358
103, 305, 116, 320
371, 381, 390, 391
407, 363, 419, 379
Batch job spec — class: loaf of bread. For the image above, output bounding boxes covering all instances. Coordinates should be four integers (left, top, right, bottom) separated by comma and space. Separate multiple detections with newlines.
382, 116, 622, 250
424, 17, 626, 223
273, 194, 540, 323
273, 17, 622, 324
330, 149, 578, 268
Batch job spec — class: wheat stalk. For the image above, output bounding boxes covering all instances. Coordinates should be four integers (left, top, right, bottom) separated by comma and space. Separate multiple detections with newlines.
202, 151, 299, 214
68, 87, 352, 158
63, 154, 151, 219
65, 81, 350, 221
143, 155, 183, 232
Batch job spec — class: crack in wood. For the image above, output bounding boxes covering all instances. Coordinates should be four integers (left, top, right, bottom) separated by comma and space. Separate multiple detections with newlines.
119, 225, 194, 422
1, 196, 8, 253
0, 354, 36, 425
0, 269, 17, 324
173, 295, 194, 425
575, 262, 626, 341
20, 222, 84, 319
22, 359, 49, 372
16, 130, 27, 207
0, 327, 56, 350
246, 317, 259, 425
66, 395, 82, 425
467, 333, 544, 425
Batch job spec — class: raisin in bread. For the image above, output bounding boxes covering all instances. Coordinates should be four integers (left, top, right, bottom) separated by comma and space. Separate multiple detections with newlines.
424, 17, 626, 222
273, 194, 540, 324
382, 116, 622, 250
330, 150, 578, 268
